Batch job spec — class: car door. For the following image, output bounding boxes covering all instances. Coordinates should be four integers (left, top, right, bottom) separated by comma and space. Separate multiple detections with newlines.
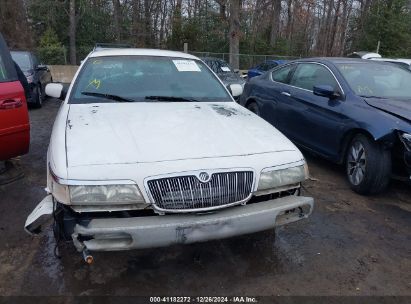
254, 63, 296, 128
284, 62, 348, 159
0, 34, 30, 160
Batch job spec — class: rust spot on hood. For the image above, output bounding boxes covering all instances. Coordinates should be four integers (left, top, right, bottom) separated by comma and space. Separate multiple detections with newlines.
211, 105, 239, 117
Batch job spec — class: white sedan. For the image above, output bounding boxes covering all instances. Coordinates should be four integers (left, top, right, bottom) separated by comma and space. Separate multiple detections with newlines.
25, 48, 314, 262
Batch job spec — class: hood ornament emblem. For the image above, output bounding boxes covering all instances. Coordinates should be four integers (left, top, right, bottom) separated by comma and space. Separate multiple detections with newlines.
198, 172, 210, 183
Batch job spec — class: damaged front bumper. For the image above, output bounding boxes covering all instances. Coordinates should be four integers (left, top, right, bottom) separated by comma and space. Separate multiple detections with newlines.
25, 195, 313, 252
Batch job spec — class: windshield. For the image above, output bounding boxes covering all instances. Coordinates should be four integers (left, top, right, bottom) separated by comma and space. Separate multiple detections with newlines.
337, 62, 411, 100
11, 52, 32, 71
70, 56, 232, 104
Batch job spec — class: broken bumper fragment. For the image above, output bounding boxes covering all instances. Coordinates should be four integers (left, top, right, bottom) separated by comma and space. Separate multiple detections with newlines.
25, 194, 313, 252
72, 195, 313, 252
25, 194, 53, 234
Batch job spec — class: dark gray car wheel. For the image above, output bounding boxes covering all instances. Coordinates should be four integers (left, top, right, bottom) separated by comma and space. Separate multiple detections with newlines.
32, 85, 42, 108
40, 84, 46, 101
346, 134, 391, 194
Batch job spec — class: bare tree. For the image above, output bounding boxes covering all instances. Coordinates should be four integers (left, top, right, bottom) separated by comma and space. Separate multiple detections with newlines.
113, 0, 121, 42
229, 0, 241, 69
0, 0, 33, 49
69, 0, 76, 64
270, 0, 281, 46
171, 0, 183, 49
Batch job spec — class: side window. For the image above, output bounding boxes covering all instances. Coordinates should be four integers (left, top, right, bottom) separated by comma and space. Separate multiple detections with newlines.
0, 35, 17, 82
0, 55, 8, 81
290, 63, 338, 91
271, 65, 294, 84
265, 62, 278, 71
32, 54, 39, 67
259, 63, 268, 71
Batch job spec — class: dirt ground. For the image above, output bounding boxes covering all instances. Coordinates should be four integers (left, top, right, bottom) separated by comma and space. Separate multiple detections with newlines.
0, 99, 410, 297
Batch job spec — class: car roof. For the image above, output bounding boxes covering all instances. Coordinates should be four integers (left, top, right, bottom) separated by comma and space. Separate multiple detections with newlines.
89, 48, 199, 60
291, 57, 386, 65
370, 58, 411, 64
347, 51, 381, 59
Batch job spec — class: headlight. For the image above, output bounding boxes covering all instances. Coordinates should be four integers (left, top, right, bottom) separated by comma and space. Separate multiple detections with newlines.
69, 184, 145, 206
48, 164, 147, 208
258, 163, 308, 191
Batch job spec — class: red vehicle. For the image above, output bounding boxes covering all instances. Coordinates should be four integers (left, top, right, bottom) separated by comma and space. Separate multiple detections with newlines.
0, 33, 29, 160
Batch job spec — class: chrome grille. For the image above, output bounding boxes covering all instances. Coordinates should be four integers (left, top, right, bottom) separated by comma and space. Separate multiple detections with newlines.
147, 171, 254, 211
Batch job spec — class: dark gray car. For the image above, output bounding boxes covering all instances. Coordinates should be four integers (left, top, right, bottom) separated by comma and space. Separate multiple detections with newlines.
201, 57, 245, 100
11, 51, 52, 108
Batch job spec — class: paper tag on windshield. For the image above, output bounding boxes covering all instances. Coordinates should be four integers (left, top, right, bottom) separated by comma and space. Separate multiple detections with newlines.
221, 66, 231, 72
173, 60, 201, 72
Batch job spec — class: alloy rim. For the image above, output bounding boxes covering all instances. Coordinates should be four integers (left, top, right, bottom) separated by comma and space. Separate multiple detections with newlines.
347, 141, 366, 185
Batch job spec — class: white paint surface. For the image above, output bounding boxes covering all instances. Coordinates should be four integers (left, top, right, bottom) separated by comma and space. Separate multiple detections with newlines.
47, 48, 306, 206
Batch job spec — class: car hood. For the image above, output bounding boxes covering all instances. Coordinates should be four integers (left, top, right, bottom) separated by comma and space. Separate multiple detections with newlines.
65, 102, 298, 167
364, 98, 411, 122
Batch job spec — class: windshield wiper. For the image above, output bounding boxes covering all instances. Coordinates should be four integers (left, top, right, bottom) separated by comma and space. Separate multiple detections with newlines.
144, 96, 198, 102
81, 91, 136, 102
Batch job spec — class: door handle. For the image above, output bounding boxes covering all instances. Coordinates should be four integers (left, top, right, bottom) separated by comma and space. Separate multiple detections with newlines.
0, 98, 23, 110
281, 91, 291, 97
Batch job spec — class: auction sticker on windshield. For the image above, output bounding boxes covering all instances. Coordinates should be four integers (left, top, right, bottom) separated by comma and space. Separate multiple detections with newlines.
173, 60, 201, 72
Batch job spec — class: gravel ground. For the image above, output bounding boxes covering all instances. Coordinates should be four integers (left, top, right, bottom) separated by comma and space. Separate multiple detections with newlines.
0, 99, 410, 297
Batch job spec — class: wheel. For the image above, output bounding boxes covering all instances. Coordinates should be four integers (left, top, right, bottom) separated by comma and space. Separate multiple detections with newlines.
40, 83, 46, 101
32, 84, 42, 108
246, 102, 260, 116
345, 134, 391, 194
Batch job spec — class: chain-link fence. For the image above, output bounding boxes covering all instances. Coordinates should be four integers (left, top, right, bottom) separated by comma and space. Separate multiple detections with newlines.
190, 51, 299, 69
36, 46, 299, 69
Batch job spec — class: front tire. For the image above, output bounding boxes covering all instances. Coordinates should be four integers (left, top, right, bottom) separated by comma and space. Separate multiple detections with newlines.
32, 85, 43, 108
345, 134, 391, 194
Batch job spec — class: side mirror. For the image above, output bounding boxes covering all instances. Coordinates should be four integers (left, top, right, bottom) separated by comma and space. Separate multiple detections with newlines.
45, 83, 63, 99
228, 83, 243, 98
313, 85, 340, 99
